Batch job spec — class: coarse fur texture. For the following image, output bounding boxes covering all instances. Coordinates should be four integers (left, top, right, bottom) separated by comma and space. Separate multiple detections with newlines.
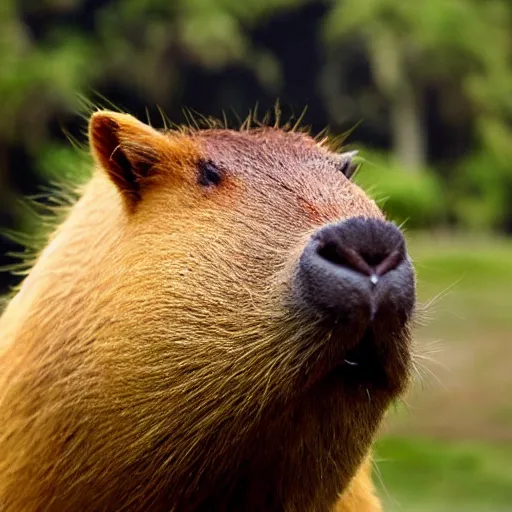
0, 109, 414, 511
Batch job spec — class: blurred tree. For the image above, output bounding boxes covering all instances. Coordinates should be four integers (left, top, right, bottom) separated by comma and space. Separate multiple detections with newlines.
323, 0, 512, 179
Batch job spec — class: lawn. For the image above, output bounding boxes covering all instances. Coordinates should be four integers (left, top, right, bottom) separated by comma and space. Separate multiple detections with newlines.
374, 232, 512, 511
375, 437, 512, 512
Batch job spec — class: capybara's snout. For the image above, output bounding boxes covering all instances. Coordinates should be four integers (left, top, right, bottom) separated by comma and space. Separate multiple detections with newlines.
294, 216, 416, 334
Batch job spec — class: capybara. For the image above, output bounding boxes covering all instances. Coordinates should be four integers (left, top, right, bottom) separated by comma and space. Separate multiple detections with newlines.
0, 109, 416, 511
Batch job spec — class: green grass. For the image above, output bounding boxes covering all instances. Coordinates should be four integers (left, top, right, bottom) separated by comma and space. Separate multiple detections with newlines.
374, 232, 512, 511
408, 232, 512, 331
375, 437, 512, 512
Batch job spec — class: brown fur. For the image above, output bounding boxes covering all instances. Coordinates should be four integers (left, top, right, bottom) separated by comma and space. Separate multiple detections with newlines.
0, 111, 411, 511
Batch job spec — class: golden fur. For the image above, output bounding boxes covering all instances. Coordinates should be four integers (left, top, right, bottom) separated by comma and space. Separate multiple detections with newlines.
0, 111, 410, 511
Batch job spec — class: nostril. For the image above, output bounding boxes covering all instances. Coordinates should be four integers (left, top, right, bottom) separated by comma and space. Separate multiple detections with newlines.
317, 241, 373, 277
316, 239, 404, 280
374, 249, 403, 276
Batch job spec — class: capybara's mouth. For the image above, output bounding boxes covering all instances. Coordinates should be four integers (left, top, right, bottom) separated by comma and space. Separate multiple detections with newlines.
333, 328, 390, 387
300, 321, 411, 396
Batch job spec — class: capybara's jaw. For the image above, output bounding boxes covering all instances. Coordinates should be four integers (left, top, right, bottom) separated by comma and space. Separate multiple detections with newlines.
290, 216, 416, 396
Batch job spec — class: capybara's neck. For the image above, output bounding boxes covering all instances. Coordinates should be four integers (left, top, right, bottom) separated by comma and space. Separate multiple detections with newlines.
0, 171, 122, 350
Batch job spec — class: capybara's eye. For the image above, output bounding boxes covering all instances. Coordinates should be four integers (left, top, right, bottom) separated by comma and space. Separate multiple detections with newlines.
197, 159, 223, 187
338, 151, 359, 180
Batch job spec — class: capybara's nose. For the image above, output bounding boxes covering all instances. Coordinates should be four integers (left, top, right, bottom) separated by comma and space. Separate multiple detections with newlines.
295, 217, 416, 324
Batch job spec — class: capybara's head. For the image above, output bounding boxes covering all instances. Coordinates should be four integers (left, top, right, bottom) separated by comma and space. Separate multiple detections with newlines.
0, 110, 416, 512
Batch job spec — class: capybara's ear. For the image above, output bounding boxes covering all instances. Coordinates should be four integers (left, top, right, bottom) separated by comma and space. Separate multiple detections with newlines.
89, 110, 169, 204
